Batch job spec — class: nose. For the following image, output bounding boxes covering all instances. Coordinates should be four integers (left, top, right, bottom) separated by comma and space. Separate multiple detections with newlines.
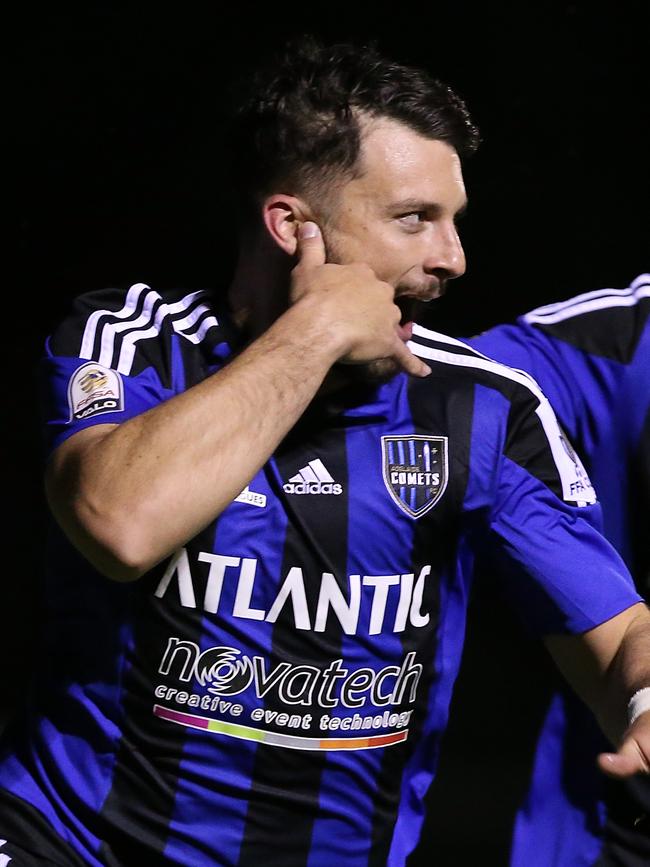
424, 221, 466, 280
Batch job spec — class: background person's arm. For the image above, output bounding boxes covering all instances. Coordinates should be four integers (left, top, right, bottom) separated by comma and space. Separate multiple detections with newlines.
544, 602, 650, 777
469, 335, 647, 773
45, 224, 429, 582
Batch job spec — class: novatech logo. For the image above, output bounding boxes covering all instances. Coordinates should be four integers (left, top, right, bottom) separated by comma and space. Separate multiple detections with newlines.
283, 459, 342, 495
194, 646, 254, 696
158, 638, 423, 709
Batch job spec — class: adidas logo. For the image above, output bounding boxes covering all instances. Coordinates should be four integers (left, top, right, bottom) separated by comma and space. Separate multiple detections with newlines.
283, 459, 343, 495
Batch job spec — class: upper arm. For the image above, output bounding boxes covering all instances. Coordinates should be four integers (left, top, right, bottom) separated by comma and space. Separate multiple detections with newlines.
44, 423, 118, 510
42, 423, 144, 580
39, 284, 181, 577
544, 602, 649, 683
543, 601, 650, 740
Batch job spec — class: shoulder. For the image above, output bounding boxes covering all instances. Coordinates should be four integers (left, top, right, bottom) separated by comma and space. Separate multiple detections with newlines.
408, 324, 598, 508
48, 283, 229, 375
521, 273, 650, 363
408, 323, 545, 408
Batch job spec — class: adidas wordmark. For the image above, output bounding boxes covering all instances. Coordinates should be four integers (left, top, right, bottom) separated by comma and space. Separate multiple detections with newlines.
283, 459, 343, 495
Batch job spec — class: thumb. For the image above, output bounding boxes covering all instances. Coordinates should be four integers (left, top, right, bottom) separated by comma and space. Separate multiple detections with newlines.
295, 221, 326, 269
598, 734, 650, 779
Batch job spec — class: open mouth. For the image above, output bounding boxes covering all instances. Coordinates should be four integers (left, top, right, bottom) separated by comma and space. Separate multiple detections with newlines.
395, 296, 425, 326
395, 284, 444, 325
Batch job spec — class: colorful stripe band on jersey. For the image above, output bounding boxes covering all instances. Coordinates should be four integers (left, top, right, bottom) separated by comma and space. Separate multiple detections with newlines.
153, 705, 409, 750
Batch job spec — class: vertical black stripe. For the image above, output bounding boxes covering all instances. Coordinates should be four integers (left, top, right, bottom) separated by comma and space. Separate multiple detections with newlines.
95, 341, 226, 866
96, 528, 216, 867
238, 411, 350, 867
368, 376, 475, 865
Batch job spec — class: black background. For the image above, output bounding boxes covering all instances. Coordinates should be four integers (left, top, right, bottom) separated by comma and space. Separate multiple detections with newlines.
5, 3, 649, 864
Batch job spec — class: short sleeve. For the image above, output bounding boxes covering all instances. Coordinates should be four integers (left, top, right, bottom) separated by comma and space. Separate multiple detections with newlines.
486, 381, 642, 636
39, 283, 204, 458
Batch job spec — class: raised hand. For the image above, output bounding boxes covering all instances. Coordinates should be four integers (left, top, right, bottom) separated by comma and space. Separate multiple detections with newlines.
291, 221, 430, 378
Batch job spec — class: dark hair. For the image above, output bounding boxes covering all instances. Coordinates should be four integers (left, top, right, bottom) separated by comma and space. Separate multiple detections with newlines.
228, 36, 479, 212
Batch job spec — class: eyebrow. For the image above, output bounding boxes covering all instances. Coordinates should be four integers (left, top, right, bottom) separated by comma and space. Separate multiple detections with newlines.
388, 198, 468, 218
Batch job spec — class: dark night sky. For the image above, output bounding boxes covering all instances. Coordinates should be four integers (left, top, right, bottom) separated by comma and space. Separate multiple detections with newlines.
12, 3, 648, 330
6, 4, 649, 864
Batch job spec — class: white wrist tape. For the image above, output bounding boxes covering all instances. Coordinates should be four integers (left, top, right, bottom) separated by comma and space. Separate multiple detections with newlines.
628, 687, 650, 725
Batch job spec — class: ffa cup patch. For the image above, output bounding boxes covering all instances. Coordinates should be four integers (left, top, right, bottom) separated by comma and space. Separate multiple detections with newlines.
67, 361, 124, 422
557, 428, 597, 506
382, 435, 448, 519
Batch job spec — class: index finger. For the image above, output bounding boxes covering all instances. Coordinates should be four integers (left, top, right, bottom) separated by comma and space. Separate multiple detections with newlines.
391, 337, 432, 378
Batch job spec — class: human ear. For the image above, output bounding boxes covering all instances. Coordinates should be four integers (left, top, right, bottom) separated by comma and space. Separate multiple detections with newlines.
261, 194, 313, 255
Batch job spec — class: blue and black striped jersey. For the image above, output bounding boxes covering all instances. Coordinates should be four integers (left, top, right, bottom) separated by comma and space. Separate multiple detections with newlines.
0, 282, 641, 867
469, 272, 650, 867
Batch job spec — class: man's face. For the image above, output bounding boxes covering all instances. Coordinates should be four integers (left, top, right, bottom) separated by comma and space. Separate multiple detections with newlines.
315, 117, 468, 381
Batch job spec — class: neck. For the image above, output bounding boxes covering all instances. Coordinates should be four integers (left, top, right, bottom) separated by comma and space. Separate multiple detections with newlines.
228, 229, 292, 339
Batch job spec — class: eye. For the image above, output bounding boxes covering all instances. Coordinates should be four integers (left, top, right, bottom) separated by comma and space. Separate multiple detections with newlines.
398, 211, 425, 228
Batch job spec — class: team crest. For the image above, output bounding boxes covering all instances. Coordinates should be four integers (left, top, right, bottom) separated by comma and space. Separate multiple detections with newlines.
382, 435, 448, 519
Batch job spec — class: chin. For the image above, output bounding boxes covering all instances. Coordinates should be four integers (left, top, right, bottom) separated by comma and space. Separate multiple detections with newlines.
341, 357, 402, 386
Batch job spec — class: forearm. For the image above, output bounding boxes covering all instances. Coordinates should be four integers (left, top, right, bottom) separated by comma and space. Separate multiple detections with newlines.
47, 225, 430, 582
48, 300, 344, 580
545, 602, 650, 746
600, 605, 650, 740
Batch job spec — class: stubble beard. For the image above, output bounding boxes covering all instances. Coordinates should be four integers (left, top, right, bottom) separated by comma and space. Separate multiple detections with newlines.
336, 355, 402, 385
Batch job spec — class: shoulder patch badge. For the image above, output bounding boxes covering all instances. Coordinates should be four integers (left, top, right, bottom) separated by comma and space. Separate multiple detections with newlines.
67, 361, 124, 422
557, 428, 597, 506
382, 435, 449, 519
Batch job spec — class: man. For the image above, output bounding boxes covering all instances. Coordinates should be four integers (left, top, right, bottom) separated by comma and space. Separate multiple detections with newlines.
469, 274, 649, 866
0, 40, 647, 866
